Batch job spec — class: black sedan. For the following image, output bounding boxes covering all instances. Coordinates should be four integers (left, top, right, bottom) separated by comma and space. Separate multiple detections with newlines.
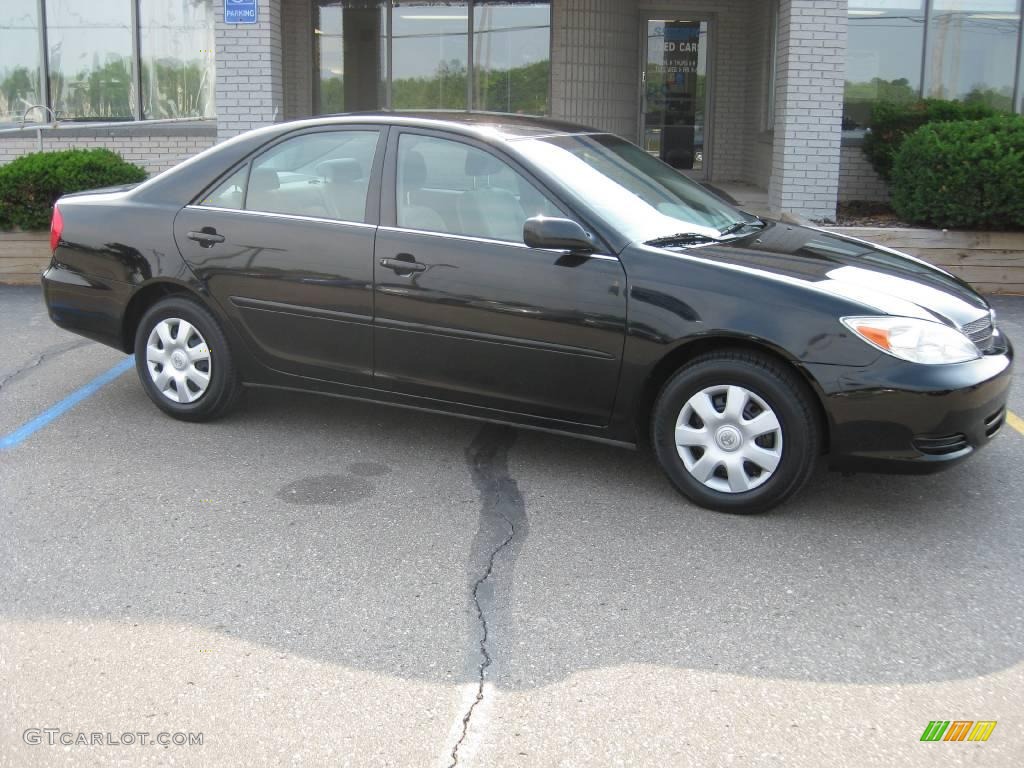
41, 113, 1013, 513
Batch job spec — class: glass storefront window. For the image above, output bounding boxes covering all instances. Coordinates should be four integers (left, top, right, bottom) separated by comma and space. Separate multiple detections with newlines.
46, 0, 134, 120
472, 1, 550, 115
925, 0, 1020, 110
0, 1, 42, 125
316, 1, 387, 113
139, 0, 216, 119
315, 1, 552, 115
845, 1, 926, 134
845, 0, 1024, 136
391, 1, 469, 109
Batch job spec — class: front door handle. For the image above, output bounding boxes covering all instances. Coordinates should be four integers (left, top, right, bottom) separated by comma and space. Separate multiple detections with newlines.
380, 256, 426, 274
187, 228, 225, 247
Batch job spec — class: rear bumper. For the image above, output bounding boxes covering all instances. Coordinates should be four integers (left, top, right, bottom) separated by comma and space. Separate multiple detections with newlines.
808, 338, 1014, 474
41, 264, 131, 350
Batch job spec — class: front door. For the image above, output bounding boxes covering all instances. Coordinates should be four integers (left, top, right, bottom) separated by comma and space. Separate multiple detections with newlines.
642, 19, 710, 178
372, 130, 627, 427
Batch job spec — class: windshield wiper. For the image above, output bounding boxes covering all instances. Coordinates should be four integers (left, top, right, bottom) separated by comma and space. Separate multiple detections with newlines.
719, 218, 766, 237
645, 232, 719, 248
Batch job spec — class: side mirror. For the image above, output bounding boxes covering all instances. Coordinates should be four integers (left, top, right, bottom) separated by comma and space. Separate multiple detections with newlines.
523, 216, 596, 253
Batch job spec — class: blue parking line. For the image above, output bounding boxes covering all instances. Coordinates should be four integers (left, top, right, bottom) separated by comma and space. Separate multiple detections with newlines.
0, 356, 135, 451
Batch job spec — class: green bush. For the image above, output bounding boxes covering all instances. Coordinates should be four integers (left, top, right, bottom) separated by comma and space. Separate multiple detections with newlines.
0, 148, 147, 231
891, 115, 1024, 230
862, 99, 1000, 182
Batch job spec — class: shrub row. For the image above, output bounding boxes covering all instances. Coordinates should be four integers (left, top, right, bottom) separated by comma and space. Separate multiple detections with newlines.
891, 115, 1024, 230
862, 99, 1001, 182
0, 148, 147, 231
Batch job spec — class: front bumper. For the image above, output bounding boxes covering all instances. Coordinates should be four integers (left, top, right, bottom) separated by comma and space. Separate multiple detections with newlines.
807, 336, 1014, 474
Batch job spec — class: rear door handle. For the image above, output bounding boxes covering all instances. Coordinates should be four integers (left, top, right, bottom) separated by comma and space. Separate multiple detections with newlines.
380, 256, 426, 273
187, 229, 225, 246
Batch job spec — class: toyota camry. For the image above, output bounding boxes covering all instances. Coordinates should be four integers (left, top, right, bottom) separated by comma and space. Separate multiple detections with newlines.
41, 113, 1013, 513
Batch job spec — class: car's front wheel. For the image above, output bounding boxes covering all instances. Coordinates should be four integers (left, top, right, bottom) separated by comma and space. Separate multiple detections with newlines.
134, 295, 240, 422
651, 350, 821, 513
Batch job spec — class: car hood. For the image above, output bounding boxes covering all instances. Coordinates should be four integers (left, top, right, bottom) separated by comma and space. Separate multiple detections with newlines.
687, 220, 989, 326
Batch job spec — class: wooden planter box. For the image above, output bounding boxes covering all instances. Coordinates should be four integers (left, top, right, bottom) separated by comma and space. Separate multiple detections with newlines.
825, 226, 1024, 295
0, 231, 51, 286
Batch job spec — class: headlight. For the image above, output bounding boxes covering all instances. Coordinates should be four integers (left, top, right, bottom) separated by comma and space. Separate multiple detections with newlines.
841, 316, 980, 364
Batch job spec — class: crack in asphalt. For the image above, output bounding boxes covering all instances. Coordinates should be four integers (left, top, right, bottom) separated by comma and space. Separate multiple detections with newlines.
448, 424, 525, 767
0, 339, 90, 392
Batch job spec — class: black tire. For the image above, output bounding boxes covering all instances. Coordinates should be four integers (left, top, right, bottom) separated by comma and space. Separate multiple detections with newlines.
133, 295, 241, 422
651, 350, 821, 514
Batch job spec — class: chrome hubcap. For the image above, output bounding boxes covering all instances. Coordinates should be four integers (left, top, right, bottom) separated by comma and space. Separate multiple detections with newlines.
675, 385, 784, 494
145, 318, 212, 404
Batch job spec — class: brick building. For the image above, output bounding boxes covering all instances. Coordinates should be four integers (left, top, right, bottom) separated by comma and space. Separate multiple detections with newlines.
1, 1, 1022, 221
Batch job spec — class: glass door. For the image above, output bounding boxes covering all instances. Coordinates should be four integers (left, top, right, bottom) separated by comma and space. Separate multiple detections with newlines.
642, 19, 709, 177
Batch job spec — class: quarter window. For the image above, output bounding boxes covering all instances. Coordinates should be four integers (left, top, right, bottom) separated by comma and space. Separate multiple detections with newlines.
244, 130, 380, 222
396, 133, 560, 242
202, 167, 247, 210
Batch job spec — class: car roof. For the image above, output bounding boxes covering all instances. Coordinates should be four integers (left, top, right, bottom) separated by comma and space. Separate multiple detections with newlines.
304, 111, 602, 140
132, 112, 603, 207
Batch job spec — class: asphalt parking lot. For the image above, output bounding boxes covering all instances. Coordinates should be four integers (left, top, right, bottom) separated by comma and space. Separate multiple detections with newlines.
2, 284, 1023, 767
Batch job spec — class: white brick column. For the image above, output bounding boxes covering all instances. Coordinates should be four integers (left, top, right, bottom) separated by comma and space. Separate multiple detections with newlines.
550, 0, 640, 141
768, 0, 847, 221
214, 0, 285, 140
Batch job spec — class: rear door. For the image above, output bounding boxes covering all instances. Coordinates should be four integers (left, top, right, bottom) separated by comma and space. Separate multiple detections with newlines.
174, 126, 386, 385
372, 129, 627, 426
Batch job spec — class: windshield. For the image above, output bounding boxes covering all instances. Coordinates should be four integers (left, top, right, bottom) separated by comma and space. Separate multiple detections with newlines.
513, 133, 746, 244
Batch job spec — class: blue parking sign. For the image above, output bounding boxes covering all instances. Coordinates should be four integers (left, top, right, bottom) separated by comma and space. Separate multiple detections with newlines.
225, 0, 258, 24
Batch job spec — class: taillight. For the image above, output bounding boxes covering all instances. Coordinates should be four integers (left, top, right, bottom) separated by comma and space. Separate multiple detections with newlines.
50, 205, 63, 252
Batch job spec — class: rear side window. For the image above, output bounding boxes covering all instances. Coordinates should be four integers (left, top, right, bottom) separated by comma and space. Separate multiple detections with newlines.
219, 130, 380, 222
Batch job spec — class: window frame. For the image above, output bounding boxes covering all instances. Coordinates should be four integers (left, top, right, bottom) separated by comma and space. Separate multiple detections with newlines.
380, 126, 585, 247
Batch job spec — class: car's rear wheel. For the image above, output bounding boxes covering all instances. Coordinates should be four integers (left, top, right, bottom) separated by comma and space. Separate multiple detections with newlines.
134, 296, 240, 422
651, 350, 821, 514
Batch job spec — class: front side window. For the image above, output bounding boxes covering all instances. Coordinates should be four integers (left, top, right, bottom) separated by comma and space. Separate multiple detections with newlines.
139, 0, 216, 120
45, 0, 134, 120
0, 0, 42, 126
396, 133, 560, 242
245, 130, 381, 222
514, 133, 740, 243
